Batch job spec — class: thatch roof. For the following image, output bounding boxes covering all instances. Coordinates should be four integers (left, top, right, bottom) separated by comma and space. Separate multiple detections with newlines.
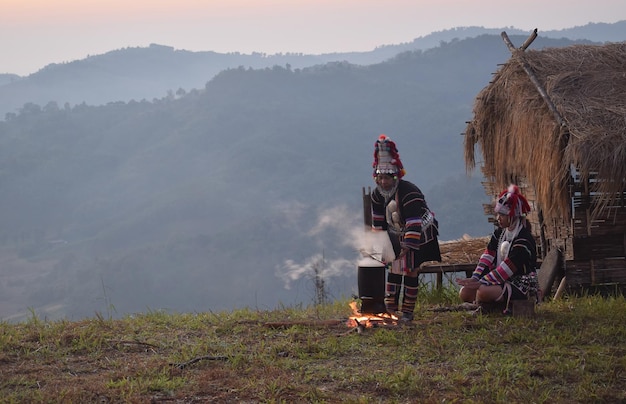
465, 40, 626, 219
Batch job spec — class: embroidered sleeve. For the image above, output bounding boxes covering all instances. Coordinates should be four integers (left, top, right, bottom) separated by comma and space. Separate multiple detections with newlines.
479, 238, 534, 285
370, 190, 387, 231
472, 248, 496, 279
400, 189, 427, 250
472, 233, 498, 279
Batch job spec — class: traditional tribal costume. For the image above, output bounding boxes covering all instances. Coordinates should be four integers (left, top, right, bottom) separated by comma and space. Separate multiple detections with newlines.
471, 185, 539, 310
370, 134, 441, 321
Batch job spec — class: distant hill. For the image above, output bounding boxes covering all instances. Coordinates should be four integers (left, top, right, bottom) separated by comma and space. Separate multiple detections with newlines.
0, 25, 624, 322
1, 21, 623, 118
0, 74, 20, 87
388, 21, 626, 52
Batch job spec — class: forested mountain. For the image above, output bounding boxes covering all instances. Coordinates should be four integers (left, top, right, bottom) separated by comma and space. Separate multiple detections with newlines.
1, 21, 624, 118
0, 74, 20, 87
0, 28, 623, 321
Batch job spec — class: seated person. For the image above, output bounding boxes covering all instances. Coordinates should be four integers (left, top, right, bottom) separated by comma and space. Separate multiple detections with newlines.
456, 184, 539, 311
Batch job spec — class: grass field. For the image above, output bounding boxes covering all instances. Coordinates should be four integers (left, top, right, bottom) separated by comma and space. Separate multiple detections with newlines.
1, 290, 625, 403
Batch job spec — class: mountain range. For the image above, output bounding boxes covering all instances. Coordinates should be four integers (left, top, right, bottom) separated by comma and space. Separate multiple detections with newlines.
2, 21, 625, 118
1, 22, 624, 321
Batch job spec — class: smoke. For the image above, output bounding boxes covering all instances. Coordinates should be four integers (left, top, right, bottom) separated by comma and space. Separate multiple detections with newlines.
279, 254, 355, 290
307, 204, 382, 251
276, 204, 393, 289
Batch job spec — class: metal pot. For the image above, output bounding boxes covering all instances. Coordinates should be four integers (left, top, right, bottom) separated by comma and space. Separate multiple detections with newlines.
357, 257, 386, 314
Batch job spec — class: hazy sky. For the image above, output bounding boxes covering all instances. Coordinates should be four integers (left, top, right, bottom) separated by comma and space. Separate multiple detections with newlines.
2, 0, 625, 75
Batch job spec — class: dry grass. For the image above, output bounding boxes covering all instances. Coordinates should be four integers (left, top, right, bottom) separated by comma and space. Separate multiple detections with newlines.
465, 41, 626, 219
438, 235, 489, 265
1, 292, 625, 403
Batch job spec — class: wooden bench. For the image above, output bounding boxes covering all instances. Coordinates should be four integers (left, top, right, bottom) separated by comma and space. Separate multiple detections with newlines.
420, 263, 475, 289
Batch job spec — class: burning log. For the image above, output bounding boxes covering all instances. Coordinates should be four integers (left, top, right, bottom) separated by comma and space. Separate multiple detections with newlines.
346, 301, 399, 329
338, 319, 367, 336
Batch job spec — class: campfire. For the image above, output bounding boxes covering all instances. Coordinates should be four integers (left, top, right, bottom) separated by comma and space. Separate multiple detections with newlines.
343, 253, 401, 330
346, 301, 398, 329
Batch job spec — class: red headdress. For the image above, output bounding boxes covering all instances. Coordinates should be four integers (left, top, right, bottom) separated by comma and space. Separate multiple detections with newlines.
494, 184, 531, 218
372, 134, 406, 179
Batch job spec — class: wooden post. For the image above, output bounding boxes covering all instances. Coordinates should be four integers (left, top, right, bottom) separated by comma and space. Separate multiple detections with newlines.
362, 186, 372, 229
519, 28, 538, 50
554, 277, 567, 300
538, 248, 561, 300
500, 30, 567, 128
512, 300, 535, 318
537, 207, 547, 260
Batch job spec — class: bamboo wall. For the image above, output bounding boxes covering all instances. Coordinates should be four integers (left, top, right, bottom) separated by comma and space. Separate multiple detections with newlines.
566, 176, 626, 288
478, 169, 626, 291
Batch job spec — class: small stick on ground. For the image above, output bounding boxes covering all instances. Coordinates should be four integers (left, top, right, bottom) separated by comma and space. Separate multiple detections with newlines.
264, 320, 344, 328
108, 340, 160, 349
170, 355, 229, 370
336, 319, 366, 336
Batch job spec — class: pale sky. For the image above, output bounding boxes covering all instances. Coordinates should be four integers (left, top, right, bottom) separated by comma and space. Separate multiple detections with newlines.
2, 0, 625, 75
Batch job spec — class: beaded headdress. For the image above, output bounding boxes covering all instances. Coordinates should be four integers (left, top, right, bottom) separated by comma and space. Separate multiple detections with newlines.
494, 184, 531, 218
372, 134, 406, 179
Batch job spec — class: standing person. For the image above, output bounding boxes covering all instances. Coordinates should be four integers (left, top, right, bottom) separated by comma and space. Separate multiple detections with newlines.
456, 184, 539, 312
370, 134, 441, 322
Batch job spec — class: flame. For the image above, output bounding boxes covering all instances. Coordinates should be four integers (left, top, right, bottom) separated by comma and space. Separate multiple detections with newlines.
346, 301, 398, 328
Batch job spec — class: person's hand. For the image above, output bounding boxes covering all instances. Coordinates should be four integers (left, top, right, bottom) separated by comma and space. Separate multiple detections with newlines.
456, 277, 481, 290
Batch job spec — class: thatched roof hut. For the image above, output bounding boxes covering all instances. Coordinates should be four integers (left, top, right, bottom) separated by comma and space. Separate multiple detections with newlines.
464, 32, 626, 292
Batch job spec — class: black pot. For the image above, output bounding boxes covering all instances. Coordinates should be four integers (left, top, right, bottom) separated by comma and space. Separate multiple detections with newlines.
357, 259, 386, 314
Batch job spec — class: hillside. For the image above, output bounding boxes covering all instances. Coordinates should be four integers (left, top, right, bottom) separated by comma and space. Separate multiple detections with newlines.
1, 295, 625, 402
2, 22, 624, 118
0, 30, 625, 321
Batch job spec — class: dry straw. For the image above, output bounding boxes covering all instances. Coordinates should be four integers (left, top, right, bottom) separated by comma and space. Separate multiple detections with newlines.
465, 41, 626, 219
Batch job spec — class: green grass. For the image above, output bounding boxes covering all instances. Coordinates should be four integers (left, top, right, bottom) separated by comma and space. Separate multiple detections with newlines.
1, 290, 625, 403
